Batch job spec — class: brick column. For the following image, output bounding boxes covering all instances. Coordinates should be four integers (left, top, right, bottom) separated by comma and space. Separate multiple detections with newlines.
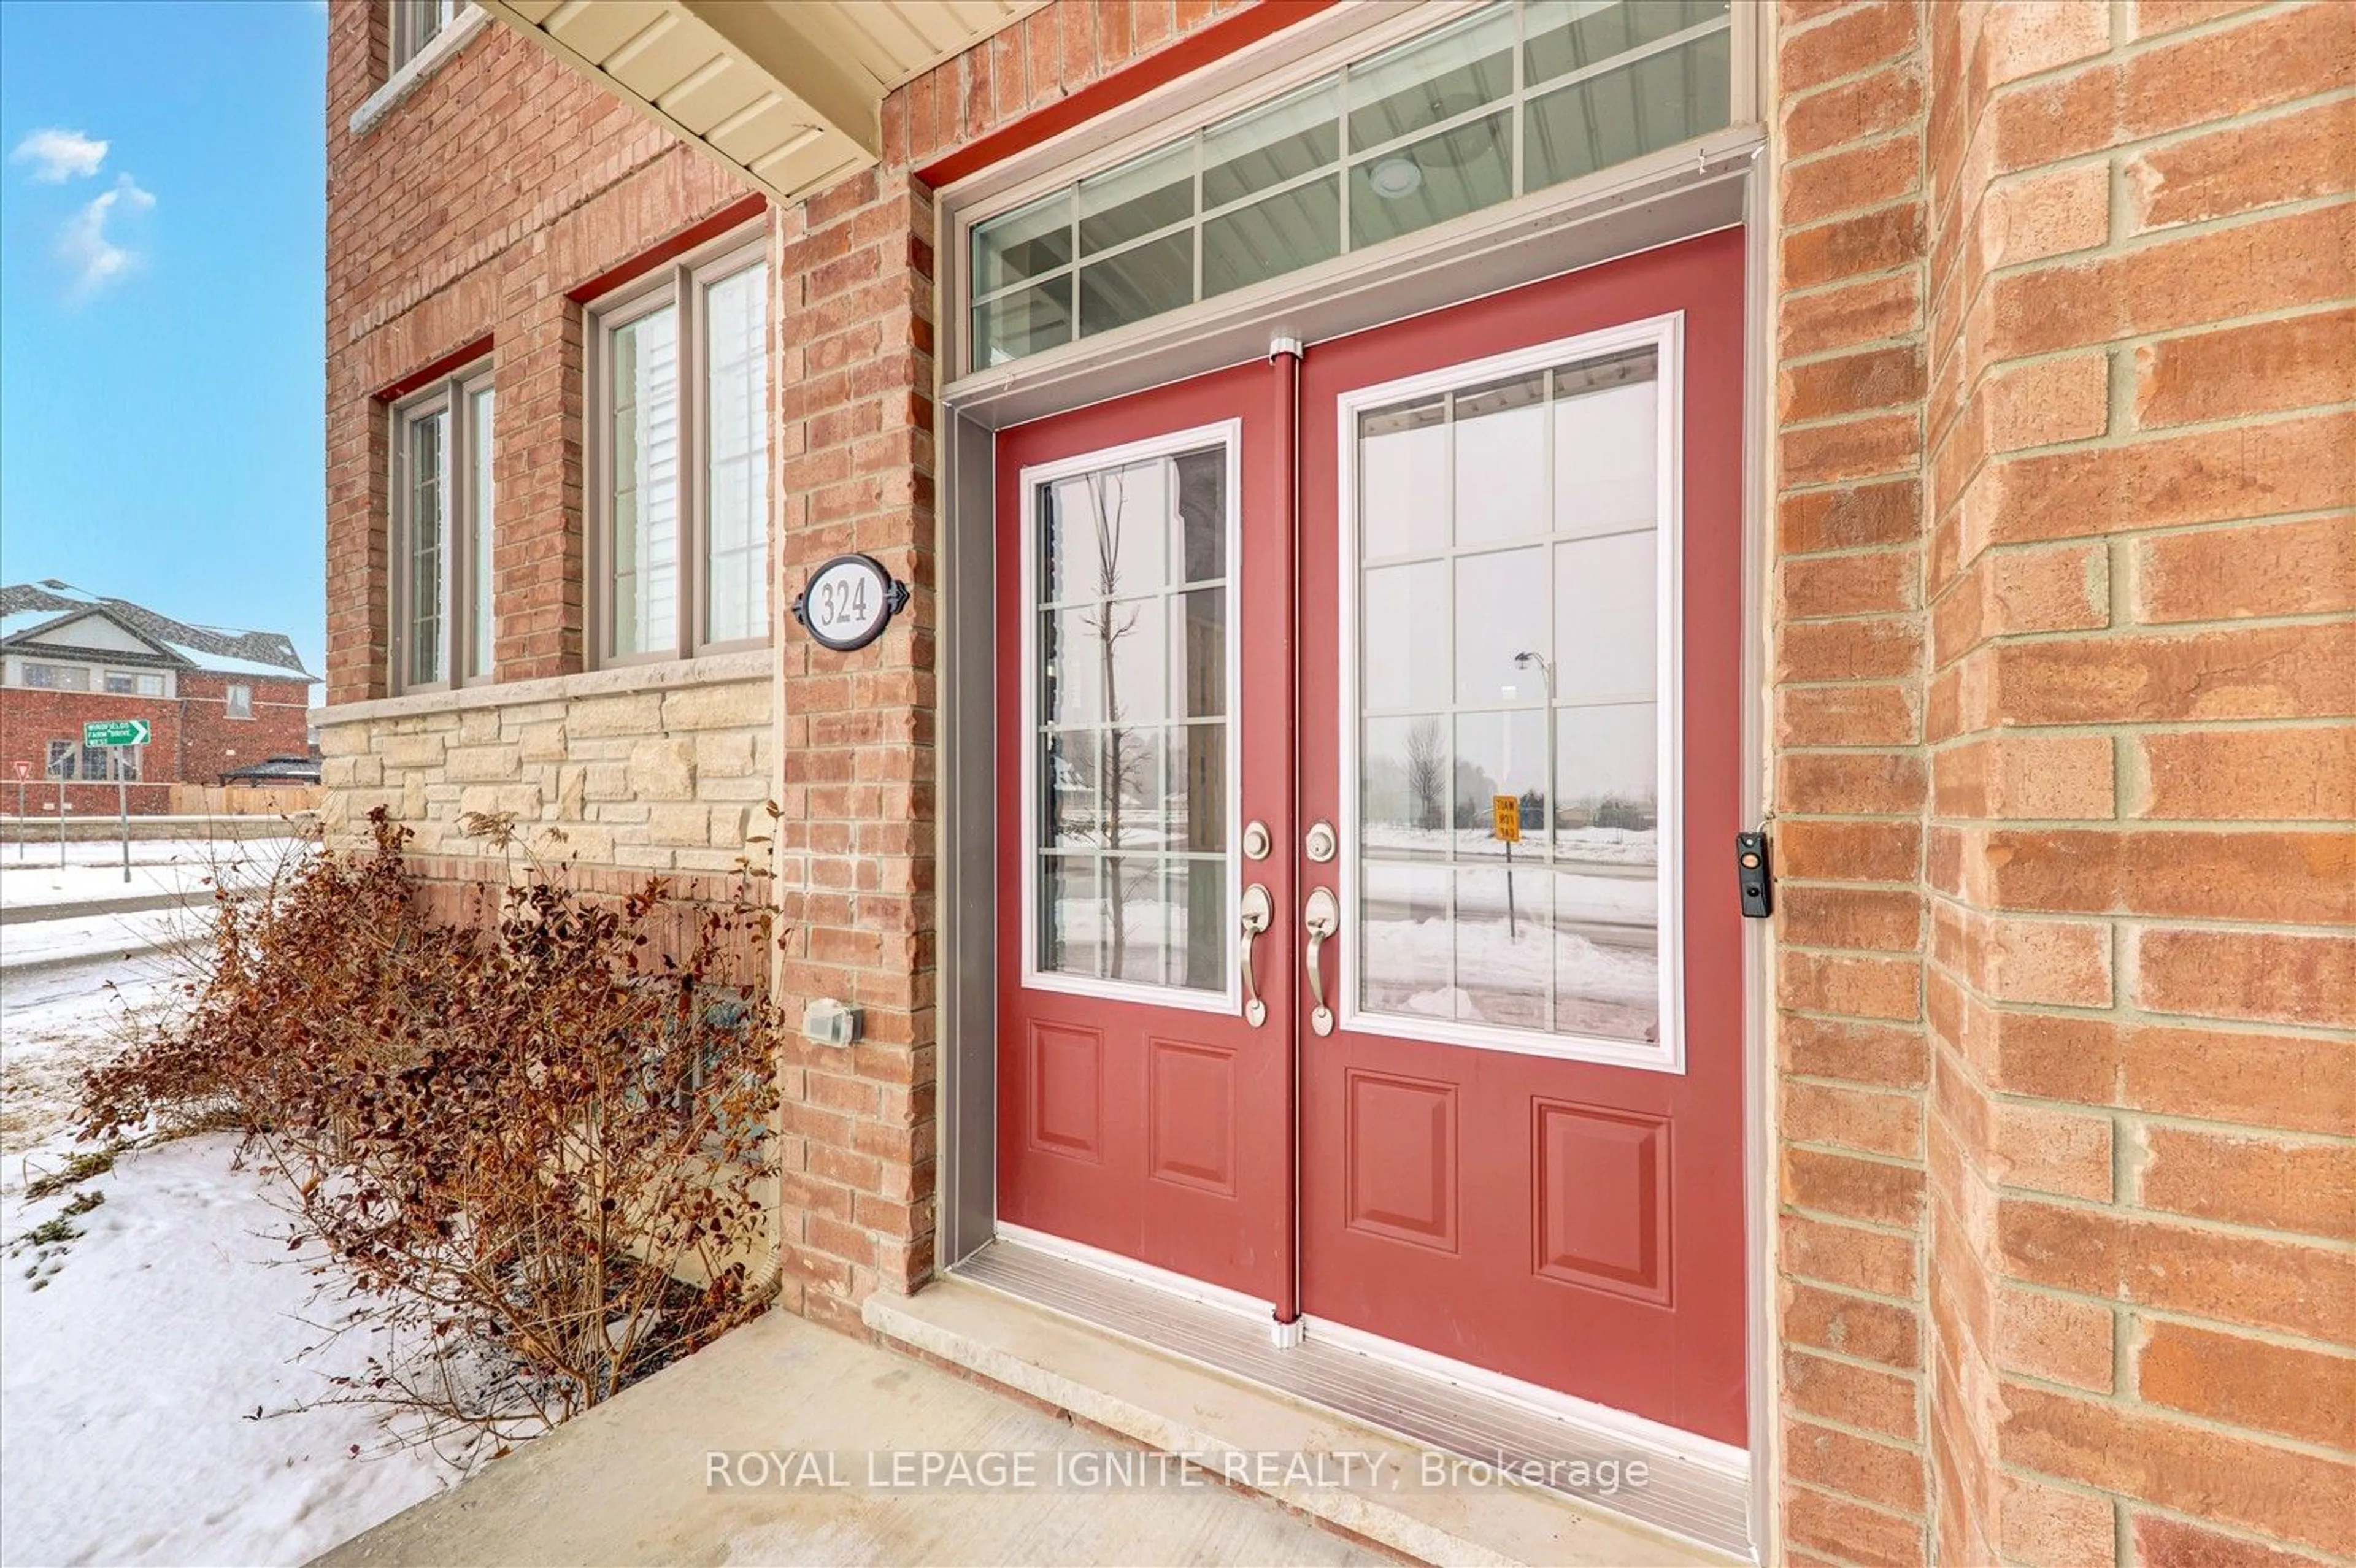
771, 168, 944, 1332
1772, 6, 1937, 1563
1918, 2, 2355, 1564
761, 0, 1251, 1335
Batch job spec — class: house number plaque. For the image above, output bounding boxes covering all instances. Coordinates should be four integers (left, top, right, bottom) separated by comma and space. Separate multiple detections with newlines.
792, 553, 909, 652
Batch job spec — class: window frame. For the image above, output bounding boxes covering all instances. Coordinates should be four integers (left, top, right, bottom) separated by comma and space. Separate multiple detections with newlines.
225, 683, 255, 720
47, 739, 139, 783
388, 0, 459, 74
101, 669, 167, 697
389, 358, 495, 694
19, 661, 91, 691
584, 224, 773, 670
959, 0, 1738, 375
1015, 420, 1246, 1017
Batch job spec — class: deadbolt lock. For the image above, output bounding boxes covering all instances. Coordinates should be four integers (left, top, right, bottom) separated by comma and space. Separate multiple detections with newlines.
1304, 820, 1337, 863
1242, 820, 1272, 861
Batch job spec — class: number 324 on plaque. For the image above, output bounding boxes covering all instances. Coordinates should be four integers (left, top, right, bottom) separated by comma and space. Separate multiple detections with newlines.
791, 553, 910, 653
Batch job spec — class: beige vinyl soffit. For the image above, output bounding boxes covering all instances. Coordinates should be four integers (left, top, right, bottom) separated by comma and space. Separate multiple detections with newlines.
480, 0, 1048, 203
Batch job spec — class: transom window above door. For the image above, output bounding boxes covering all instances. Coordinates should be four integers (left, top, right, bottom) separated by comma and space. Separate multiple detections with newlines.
1022, 428, 1239, 1007
589, 224, 771, 666
967, 0, 1734, 370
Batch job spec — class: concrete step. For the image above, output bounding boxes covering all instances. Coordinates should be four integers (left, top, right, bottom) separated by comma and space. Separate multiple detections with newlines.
866, 1277, 1744, 1568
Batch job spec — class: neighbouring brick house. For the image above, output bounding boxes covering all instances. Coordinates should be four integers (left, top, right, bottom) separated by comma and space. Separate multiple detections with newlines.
1, 580, 315, 814
321, 2, 2352, 1564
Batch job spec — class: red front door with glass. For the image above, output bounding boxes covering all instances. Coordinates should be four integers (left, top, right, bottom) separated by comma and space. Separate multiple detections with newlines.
994, 361, 1296, 1301
1293, 231, 1749, 1445
994, 232, 1747, 1447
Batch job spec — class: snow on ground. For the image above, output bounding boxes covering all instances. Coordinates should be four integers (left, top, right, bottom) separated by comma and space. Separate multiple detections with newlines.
0, 908, 212, 975
0, 836, 306, 874
0, 963, 182, 1182
1, 840, 456, 1564
1, 1135, 451, 1567
0, 837, 306, 910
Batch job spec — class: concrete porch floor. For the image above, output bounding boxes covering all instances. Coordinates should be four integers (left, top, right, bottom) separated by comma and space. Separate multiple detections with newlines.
318, 1283, 1740, 1568
314, 1308, 1391, 1568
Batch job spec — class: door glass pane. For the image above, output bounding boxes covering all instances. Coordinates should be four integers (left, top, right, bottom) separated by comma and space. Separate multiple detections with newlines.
1453, 546, 1546, 706
1353, 342, 1665, 1048
1361, 560, 1449, 712
1358, 395, 1447, 559
1554, 348, 1658, 533
703, 261, 769, 645
1033, 441, 1231, 996
406, 408, 447, 687
609, 302, 679, 658
1453, 373, 1550, 548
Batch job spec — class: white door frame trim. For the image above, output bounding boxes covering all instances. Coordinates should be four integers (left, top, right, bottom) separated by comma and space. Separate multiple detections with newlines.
930, 26, 1778, 1564
1014, 420, 1247, 1016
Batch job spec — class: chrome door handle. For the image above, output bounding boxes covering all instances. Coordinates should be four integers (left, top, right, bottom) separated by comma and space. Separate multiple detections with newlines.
1303, 887, 1338, 1036
1239, 883, 1272, 1026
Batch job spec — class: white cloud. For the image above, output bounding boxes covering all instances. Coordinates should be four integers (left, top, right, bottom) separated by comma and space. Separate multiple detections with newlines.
11, 127, 109, 183
57, 174, 156, 295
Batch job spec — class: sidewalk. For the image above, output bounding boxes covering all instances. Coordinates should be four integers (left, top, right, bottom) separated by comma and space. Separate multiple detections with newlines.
314, 1310, 1389, 1568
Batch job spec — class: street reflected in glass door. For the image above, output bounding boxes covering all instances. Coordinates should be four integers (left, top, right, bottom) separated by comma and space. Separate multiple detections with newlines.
1353, 345, 1665, 1048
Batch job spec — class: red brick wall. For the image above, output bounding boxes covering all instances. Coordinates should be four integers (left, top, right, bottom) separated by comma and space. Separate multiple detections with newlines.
0, 677, 310, 814
324, 0, 760, 705
1774, 3, 2355, 1564
766, 0, 1257, 1332
1771, 6, 1936, 1561
1916, 3, 2356, 1564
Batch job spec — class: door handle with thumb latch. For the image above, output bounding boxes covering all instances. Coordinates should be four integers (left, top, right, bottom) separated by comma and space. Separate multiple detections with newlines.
1239, 883, 1272, 1026
1303, 887, 1338, 1036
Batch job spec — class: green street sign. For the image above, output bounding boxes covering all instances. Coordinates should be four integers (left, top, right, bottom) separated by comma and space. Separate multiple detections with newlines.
83, 719, 151, 748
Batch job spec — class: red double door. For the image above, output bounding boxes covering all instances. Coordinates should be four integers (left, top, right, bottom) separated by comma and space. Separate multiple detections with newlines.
993, 231, 1746, 1445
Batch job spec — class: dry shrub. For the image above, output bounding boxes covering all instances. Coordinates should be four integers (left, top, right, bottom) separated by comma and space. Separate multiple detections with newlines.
78, 809, 784, 1449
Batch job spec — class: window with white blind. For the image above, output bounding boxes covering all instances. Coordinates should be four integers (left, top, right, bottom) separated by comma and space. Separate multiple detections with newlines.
391, 360, 495, 691
589, 226, 771, 665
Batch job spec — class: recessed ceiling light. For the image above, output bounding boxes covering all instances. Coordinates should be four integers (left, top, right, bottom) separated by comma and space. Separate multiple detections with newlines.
1368, 156, 1423, 199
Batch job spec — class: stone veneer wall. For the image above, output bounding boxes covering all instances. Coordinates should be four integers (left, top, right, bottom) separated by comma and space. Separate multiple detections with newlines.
318, 653, 772, 874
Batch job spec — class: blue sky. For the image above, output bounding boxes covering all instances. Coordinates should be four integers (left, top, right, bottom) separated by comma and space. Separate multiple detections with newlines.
1, 1, 326, 678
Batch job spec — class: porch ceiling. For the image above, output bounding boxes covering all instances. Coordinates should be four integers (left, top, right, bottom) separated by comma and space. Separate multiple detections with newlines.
478, 0, 1045, 203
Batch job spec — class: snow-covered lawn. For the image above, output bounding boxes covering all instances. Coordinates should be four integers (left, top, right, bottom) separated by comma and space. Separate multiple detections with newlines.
1, 850, 453, 1566
1, 1136, 450, 1567
0, 909, 211, 976
0, 836, 305, 911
